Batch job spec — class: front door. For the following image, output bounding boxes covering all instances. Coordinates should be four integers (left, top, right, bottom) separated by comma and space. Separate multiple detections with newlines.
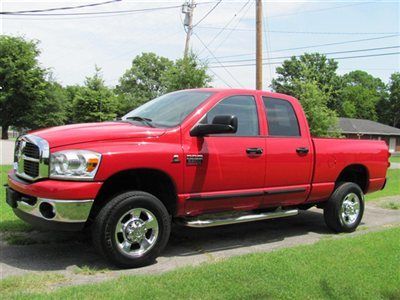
183, 95, 266, 215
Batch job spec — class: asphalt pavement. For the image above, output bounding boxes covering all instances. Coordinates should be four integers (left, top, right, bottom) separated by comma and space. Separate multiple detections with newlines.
0, 203, 399, 285
0, 140, 14, 165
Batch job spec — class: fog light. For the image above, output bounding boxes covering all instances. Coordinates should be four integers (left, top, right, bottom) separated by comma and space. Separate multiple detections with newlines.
39, 202, 56, 219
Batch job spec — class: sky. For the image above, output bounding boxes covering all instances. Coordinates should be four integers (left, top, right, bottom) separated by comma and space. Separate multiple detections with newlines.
1, 0, 399, 90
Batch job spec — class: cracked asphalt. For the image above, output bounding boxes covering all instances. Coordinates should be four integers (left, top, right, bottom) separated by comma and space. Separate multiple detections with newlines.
0, 203, 399, 286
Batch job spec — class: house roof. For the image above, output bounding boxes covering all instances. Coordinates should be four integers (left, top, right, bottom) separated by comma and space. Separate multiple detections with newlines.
338, 118, 400, 136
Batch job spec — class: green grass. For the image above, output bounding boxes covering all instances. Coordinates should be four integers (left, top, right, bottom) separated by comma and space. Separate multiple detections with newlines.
0, 165, 32, 232
390, 156, 400, 163
366, 169, 400, 201
1, 227, 399, 299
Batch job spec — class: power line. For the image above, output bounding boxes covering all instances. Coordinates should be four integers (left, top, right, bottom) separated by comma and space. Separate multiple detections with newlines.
208, 34, 400, 60
2, 4, 183, 16
0, 0, 119, 14
196, 0, 251, 57
268, 1, 377, 19
1, 3, 216, 17
209, 51, 400, 68
194, 32, 243, 87
209, 1, 253, 56
193, 0, 222, 27
197, 26, 399, 36
209, 45, 400, 64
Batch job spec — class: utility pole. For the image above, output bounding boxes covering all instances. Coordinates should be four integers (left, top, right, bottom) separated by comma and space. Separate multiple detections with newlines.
256, 0, 263, 90
182, 0, 195, 58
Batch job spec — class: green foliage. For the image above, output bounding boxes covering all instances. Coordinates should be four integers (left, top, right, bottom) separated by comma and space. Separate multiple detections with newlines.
0, 35, 48, 138
116, 53, 173, 115
378, 72, 400, 127
161, 52, 211, 92
338, 70, 386, 121
296, 81, 339, 137
28, 79, 68, 129
271, 53, 341, 136
116, 52, 212, 116
272, 53, 342, 109
72, 67, 117, 123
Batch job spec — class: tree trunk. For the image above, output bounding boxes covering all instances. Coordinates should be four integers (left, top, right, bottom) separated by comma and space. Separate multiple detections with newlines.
1, 125, 9, 140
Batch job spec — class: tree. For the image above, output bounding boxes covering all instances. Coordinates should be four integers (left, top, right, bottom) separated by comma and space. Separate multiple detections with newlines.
296, 81, 339, 137
27, 79, 68, 129
0, 35, 47, 139
116, 53, 173, 115
378, 72, 400, 128
271, 53, 342, 109
72, 67, 117, 123
338, 70, 386, 121
161, 53, 211, 92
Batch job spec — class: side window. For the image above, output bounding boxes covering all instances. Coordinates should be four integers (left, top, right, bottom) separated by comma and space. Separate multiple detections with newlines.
202, 95, 259, 136
263, 97, 300, 137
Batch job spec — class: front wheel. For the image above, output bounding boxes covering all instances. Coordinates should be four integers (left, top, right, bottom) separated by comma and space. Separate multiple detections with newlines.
92, 191, 171, 268
323, 182, 364, 233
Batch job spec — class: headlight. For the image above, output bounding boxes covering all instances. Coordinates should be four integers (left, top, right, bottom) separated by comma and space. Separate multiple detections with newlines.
50, 150, 101, 180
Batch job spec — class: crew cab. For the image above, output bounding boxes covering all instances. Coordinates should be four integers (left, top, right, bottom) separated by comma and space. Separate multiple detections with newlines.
6, 88, 390, 267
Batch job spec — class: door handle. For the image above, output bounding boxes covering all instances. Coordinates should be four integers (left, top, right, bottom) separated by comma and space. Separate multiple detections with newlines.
296, 147, 309, 154
246, 148, 263, 155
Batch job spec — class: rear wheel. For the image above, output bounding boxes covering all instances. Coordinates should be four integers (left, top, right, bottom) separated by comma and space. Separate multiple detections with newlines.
92, 191, 171, 268
323, 182, 364, 233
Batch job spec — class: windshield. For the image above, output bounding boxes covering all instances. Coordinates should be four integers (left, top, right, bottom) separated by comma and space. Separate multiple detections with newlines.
122, 90, 214, 128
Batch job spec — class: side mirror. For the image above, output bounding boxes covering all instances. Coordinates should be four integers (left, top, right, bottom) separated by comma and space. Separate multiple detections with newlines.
190, 115, 238, 137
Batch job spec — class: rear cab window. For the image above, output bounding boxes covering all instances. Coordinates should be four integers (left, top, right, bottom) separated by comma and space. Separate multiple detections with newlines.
262, 97, 300, 137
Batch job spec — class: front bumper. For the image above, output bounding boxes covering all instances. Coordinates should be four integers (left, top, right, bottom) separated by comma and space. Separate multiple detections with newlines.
6, 171, 102, 231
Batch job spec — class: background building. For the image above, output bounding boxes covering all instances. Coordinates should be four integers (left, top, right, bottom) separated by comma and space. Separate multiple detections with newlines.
338, 118, 400, 153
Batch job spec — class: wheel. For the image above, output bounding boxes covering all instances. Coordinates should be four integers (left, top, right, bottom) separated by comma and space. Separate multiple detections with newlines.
92, 191, 171, 268
323, 182, 364, 233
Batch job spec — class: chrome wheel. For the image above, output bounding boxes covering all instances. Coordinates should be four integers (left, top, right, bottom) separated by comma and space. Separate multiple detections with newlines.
340, 193, 360, 226
114, 208, 159, 257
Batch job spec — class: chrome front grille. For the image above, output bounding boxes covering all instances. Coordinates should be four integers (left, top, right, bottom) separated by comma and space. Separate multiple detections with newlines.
23, 142, 40, 159
14, 135, 50, 181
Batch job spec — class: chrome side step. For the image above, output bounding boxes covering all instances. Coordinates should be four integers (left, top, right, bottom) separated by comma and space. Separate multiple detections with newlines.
177, 208, 299, 228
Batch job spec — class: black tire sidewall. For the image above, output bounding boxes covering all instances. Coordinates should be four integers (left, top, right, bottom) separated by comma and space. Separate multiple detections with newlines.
95, 191, 171, 268
325, 183, 365, 232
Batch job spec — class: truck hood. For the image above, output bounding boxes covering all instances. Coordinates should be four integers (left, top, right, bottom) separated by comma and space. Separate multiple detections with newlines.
30, 122, 166, 148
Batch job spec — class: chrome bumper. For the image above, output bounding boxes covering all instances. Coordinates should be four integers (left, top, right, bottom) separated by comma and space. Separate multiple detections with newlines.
6, 187, 94, 224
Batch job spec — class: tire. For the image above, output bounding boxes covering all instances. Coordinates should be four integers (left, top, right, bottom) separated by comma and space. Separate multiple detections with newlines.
92, 191, 171, 268
323, 182, 364, 233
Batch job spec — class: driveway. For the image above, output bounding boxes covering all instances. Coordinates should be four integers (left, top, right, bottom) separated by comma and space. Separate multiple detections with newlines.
391, 162, 400, 169
0, 204, 399, 285
0, 140, 14, 165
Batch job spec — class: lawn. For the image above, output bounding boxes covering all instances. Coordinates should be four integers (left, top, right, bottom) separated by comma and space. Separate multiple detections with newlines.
390, 156, 400, 163
1, 226, 399, 299
366, 169, 400, 201
0, 165, 32, 232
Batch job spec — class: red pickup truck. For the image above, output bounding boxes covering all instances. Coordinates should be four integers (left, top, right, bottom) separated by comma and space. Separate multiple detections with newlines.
7, 88, 389, 267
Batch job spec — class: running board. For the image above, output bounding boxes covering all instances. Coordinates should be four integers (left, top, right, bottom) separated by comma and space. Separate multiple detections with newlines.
177, 209, 299, 228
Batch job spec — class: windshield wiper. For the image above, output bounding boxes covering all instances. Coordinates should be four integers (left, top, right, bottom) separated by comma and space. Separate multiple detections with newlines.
126, 116, 155, 128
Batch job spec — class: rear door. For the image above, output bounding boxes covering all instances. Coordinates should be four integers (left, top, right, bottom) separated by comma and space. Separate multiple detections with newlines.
183, 95, 266, 215
262, 96, 313, 206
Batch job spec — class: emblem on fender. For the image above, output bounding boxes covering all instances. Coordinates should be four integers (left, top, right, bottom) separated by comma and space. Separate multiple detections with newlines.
186, 154, 203, 165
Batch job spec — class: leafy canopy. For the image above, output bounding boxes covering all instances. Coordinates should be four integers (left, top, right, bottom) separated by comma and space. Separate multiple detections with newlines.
72, 67, 117, 123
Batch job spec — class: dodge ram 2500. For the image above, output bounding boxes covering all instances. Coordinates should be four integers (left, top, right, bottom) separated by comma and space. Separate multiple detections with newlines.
6, 88, 390, 267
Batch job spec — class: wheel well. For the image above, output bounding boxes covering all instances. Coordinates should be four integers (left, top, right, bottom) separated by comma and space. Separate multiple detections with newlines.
89, 169, 177, 222
336, 164, 369, 193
